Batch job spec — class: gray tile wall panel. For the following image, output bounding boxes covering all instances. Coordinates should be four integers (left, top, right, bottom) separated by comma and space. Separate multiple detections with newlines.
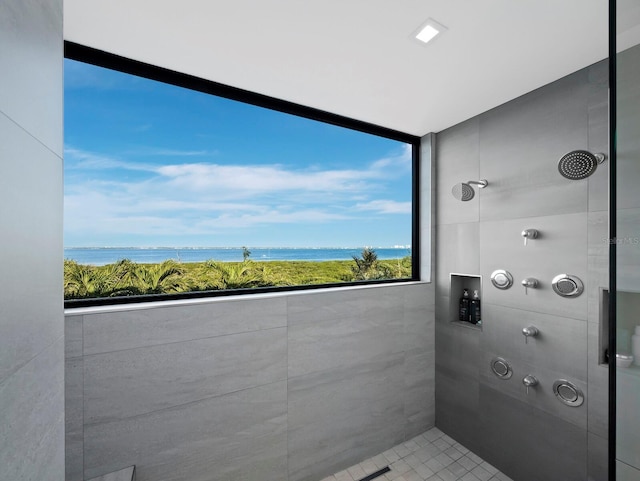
587, 106, 609, 213
435, 62, 602, 479
479, 213, 588, 320
287, 285, 404, 326
588, 211, 609, 257
588, 432, 609, 481
618, 460, 640, 481
84, 381, 288, 481
587, 60, 609, 213
404, 348, 436, 439
479, 352, 587, 430
65, 314, 85, 480
87, 466, 135, 481
288, 288, 405, 379
66, 315, 84, 360
0, 1, 63, 478
435, 294, 481, 446
617, 368, 640, 470
83, 296, 287, 355
0, 339, 65, 481
0, 0, 63, 155
617, 208, 640, 292
435, 367, 481, 450
0, 115, 63, 384
435, 295, 450, 325
481, 303, 588, 381
84, 327, 287, 424
436, 222, 480, 298
478, 71, 589, 222
287, 354, 406, 481
404, 284, 435, 353
68, 284, 435, 481
435, 118, 480, 225
617, 45, 640, 211
65, 357, 84, 481
478, 384, 587, 481
435, 322, 481, 379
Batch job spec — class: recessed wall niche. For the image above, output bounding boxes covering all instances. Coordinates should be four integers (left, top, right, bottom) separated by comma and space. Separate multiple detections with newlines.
449, 273, 482, 330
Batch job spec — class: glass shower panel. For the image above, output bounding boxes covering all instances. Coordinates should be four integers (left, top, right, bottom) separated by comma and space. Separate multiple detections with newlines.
616, 1, 640, 478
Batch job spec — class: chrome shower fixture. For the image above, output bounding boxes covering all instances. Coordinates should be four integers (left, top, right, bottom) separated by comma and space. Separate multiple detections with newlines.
558, 150, 606, 180
451, 179, 488, 201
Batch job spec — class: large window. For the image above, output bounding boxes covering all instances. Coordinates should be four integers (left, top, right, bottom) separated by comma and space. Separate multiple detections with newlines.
64, 44, 419, 306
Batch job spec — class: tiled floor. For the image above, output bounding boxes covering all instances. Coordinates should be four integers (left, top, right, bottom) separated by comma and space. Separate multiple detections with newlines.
321, 427, 514, 481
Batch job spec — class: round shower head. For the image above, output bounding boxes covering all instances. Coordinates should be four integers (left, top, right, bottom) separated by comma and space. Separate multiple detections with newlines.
558, 150, 606, 180
452, 182, 475, 201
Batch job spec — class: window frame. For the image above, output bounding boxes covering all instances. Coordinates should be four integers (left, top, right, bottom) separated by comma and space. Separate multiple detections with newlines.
63, 41, 421, 308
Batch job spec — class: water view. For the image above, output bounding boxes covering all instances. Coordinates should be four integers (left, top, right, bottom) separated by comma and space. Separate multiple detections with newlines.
64, 246, 412, 266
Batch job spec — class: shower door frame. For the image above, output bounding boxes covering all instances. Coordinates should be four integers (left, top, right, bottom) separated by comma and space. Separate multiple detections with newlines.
608, 0, 617, 479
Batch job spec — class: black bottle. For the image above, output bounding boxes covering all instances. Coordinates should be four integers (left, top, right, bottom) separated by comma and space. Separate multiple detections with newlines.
459, 289, 470, 322
470, 290, 481, 325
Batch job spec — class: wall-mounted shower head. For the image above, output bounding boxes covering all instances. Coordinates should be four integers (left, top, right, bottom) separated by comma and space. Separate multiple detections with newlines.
452, 183, 475, 201
451, 179, 488, 201
558, 150, 606, 180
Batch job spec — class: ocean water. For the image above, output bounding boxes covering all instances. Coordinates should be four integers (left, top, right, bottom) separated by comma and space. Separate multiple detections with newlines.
64, 247, 412, 266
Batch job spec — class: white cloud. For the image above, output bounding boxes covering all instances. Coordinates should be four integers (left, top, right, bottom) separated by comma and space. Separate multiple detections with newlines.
156, 163, 375, 195
64, 143, 411, 243
127, 147, 217, 157
64, 147, 156, 172
355, 200, 412, 214
370, 144, 412, 172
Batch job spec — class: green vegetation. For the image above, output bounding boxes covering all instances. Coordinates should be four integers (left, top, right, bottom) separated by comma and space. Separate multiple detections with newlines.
64, 249, 412, 300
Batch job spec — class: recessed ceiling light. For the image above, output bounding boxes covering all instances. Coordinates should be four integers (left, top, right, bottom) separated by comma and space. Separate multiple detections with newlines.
414, 18, 447, 45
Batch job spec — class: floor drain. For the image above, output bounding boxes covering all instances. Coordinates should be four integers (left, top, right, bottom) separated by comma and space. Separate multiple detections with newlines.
358, 466, 391, 481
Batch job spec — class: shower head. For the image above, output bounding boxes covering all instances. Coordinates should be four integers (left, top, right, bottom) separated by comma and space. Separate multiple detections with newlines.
452, 183, 475, 201
451, 180, 488, 201
558, 150, 606, 180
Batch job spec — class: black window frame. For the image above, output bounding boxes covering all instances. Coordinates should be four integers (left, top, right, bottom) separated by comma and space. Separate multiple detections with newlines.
63, 41, 421, 308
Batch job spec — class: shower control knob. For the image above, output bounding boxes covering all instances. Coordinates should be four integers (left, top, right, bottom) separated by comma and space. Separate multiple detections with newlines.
521, 229, 539, 246
522, 325, 539, 344
522, 375, 539, 395
521, 278, 538, 295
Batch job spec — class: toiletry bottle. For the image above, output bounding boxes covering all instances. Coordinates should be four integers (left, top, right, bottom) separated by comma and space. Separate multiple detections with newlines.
470, 290, 481, 325
459, 289, 470, 322
632, 326, 640, 366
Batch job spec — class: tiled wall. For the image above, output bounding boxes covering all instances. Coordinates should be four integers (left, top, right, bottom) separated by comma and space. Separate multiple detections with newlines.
434, 59, 609, 481
65, 282, 435, 481
65, 115, 436, 481
0, 0, 64, 480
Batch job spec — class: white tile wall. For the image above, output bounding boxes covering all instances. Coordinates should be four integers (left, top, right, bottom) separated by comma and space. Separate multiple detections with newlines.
0, 1, 64, 480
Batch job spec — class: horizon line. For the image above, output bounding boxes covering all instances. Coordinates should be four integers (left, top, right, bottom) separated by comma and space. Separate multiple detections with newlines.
64, 245, 412, 250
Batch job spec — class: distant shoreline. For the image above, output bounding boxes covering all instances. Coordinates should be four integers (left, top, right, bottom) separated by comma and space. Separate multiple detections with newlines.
64, 246, 412, 266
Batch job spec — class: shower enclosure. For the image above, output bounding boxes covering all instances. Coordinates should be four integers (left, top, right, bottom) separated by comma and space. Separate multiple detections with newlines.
614, 1, 640, 479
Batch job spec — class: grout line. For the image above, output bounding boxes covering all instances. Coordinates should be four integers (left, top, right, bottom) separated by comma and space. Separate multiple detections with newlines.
0, 333, 64, 390
82, 378, 287, 428
81, 324, 287, 358
0, 109, 62, 160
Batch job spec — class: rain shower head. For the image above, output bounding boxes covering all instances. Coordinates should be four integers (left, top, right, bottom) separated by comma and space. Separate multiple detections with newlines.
452, 179, 488, 201
558, 150, 606, 180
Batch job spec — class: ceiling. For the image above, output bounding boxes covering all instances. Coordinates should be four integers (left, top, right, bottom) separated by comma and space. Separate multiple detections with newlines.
64, 1, 612, 137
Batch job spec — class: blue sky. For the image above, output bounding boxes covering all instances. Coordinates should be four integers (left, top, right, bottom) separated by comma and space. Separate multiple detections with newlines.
64, 59, 412, 248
